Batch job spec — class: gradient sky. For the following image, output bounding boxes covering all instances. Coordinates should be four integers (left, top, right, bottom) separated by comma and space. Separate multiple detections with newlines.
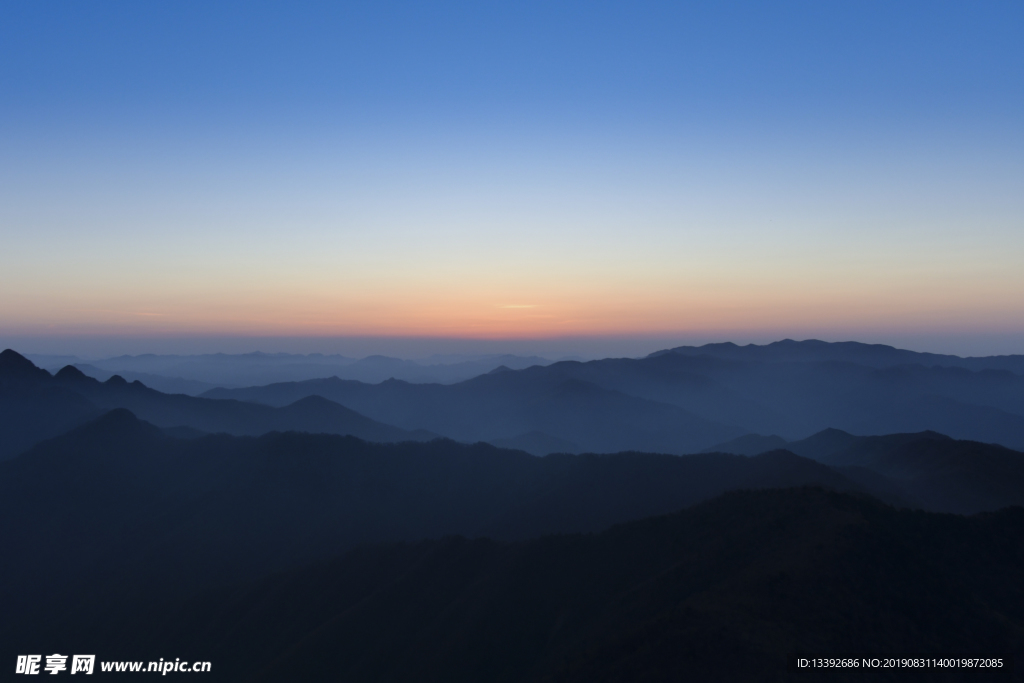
2, 1, 1022, 357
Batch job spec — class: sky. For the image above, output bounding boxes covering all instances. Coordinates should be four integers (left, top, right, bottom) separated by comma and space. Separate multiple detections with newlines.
1, 1, 1022, 358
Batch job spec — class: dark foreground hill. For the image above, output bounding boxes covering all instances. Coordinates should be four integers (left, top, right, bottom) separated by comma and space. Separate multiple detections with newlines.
8, 488, 1024, 683
0, 410, 864, 620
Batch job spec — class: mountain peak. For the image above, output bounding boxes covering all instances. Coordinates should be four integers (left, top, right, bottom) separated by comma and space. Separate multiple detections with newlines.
55, 365, 90, 381
0, 348, 31, 365
0, 349, 51, 382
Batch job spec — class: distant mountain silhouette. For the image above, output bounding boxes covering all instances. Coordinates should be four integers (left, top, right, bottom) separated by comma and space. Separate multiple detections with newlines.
0, 350, 432, 460
205, 339, 1024, 451
202, 372, 745, 454
653, 338, 1024, 373
68, 362, 220, 395
6, 486, 1022, 682
10, 341, 1024, 462
39, 351, 557, 389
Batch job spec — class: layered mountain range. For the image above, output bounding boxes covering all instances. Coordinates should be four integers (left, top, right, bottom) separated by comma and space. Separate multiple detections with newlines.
29, 351, 557, 392
3, 342, 1024, 680
4, 344, 1024, 517
203, 339, 1024, 453
0, 349, 434, 462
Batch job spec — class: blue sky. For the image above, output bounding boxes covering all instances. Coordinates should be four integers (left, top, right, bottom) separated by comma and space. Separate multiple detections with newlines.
1, 1, 1022, 357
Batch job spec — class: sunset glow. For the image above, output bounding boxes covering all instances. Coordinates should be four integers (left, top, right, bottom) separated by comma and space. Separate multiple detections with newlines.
1, 2, 1022, 356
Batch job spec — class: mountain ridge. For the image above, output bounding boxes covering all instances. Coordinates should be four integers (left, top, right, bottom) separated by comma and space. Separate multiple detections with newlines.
203, 340, 1024, 452
0, 350, 434, 460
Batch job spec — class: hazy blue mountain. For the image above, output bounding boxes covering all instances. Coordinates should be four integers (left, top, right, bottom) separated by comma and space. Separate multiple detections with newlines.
23, 353, 86, 369
552, 350, 1024, 445
67, 351, 555, 388
0, 350, 432, 459
340, 353, 554, 384
83, 351, 358, 387
27, 340, 1024, 454
52, 366, 434, 444
654, 338, 1024, 373
204, 371, 745, 455
70, 363, 221, 396
205, 340, 1024, 451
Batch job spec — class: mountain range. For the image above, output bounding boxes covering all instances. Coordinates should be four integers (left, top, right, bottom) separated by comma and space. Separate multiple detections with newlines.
3, 340, 1024, 681
3, 421, 1021, 682
14, 340, 1024, 460
2, 349, 744, 459
203, 339, 1024, 453
0, 349, 432, 461
29, 351, 557, 392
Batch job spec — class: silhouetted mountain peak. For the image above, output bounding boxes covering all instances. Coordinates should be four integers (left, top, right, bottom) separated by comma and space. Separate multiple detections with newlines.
105, 374, 128, 386
0, 349, 51, 383
1, 348, 33, 366
487, 365, 512, 374
55, 365, 90, 382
